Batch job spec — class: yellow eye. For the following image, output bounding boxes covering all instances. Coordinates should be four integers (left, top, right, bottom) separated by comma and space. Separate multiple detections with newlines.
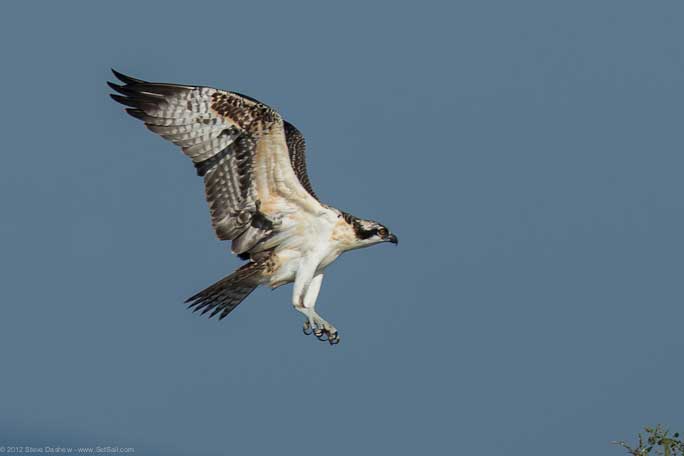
377, 228, 388, 237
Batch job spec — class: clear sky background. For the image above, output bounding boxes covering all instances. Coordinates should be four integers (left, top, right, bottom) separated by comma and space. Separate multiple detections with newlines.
1, 1, 682, 454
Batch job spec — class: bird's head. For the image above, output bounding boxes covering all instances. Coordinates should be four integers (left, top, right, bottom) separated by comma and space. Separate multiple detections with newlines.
341, 212, 398, 250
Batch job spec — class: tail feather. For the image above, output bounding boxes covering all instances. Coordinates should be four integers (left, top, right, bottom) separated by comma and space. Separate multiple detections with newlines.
185, 261, 264, 320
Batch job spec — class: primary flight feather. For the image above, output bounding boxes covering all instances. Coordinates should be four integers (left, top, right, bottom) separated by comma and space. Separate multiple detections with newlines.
108, 70, 397, 345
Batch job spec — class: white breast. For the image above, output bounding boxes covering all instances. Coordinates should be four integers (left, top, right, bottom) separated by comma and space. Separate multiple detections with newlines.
266, 207, 341, 287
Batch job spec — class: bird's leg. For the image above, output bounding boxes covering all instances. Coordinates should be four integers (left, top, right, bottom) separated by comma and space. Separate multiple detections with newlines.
293, 273, 340, 345
302, 317, 314, 335
304, 276, 340, 345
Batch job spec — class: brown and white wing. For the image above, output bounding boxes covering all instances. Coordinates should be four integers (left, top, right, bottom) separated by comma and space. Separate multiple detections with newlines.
108, 70, 323, 256
284, 121, 318, 201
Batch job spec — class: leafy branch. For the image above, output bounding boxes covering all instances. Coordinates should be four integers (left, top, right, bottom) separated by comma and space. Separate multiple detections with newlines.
613, 425, 683, 456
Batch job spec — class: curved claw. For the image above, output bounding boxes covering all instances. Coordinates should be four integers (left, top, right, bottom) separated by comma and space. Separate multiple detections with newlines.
303, 320, 313, 336
315, 329, 328, 341
328, 333, 340, 345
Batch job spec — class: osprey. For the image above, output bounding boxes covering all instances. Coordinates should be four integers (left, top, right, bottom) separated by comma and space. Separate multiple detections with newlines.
108, 70, 397, 346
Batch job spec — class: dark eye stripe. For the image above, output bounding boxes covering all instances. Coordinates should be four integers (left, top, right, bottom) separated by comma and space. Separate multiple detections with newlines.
351, 218, 386, 240
362, 228, 378, 240
355, 227, 377, 240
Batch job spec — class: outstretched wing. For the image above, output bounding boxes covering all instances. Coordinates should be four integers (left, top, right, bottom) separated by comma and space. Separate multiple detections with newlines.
108, 70, 323, 256
284, 121, 318, 201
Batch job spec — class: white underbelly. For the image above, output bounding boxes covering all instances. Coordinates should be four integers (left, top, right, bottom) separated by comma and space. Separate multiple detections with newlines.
268, 249, 302, 287
267, 245, 341, 288
264, 207, 342, 288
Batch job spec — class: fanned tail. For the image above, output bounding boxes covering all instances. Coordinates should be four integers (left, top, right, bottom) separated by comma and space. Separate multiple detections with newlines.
185, 261, 265, 320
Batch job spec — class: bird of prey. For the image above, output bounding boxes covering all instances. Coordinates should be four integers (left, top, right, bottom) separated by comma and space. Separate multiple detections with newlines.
108, 70, 397, 345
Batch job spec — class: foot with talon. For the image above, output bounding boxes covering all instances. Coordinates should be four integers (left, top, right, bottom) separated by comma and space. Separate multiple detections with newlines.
299, 309, 340, 346
314, 328, 328, 341
327, 331, 340, 345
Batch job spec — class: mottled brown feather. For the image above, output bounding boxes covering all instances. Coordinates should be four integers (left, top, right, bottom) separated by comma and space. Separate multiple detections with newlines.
109, 70, 322, 260
284, 121, 318, 201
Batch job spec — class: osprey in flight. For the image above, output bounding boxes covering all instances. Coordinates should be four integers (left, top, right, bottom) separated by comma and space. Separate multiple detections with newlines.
108, 70, 397, 345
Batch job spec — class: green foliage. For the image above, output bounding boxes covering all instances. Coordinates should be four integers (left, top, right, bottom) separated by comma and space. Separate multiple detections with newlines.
614, 426, 684, 456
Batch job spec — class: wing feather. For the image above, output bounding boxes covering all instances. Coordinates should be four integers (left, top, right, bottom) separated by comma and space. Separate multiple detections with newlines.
284, 121, 319, 201
109, 70, 323, 257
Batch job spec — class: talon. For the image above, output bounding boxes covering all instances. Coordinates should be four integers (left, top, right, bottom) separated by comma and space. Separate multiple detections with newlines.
329, 334, 340, 345
303, 321, 313, 335
316, 330, 328, 342
314, 328, 324, 339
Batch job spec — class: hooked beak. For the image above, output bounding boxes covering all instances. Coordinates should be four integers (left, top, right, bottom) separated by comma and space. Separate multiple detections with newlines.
387, 233, 398, 245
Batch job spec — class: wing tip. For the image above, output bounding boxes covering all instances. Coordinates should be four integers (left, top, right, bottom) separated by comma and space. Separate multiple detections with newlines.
111, 68, 146, 85
107, 81, 139, 97
109, 93, 137, 108
125, 108, 147, 120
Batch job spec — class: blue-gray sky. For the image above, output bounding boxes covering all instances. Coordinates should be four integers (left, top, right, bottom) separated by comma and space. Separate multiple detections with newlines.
1, 1, 682, 454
